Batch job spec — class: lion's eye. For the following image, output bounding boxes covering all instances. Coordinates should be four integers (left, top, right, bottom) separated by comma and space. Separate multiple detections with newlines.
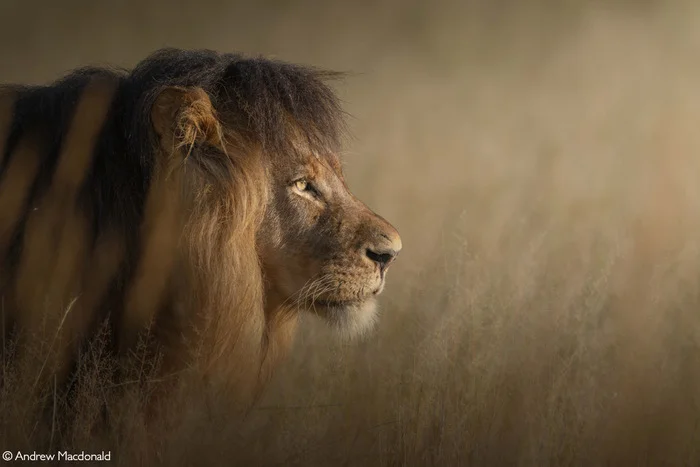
294, 179, 309, 192
292, 178, 322, 200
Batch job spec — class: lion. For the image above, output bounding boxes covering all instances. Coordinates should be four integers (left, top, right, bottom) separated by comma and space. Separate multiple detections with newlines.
0, 48, 402, 406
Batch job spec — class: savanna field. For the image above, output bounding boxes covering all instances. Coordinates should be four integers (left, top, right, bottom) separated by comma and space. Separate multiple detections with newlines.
2, 1, 700, 465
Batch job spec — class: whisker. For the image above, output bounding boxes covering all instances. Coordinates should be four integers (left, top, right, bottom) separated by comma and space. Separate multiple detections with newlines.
281, 274, 335, 312
294, 275, 336, 314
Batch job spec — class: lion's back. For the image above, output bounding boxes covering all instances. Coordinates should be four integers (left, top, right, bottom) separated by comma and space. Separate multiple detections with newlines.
0, 68, 148, 367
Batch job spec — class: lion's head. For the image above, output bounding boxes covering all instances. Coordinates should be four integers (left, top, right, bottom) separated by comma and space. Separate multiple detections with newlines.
138, 50, 402, 345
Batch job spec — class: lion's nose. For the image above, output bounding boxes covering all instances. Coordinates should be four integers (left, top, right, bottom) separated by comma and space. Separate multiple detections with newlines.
365, 231, 402, 272
366, 248, 397, 269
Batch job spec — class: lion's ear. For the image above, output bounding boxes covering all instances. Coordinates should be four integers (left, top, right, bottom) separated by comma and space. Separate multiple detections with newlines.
151, 86, 226, 156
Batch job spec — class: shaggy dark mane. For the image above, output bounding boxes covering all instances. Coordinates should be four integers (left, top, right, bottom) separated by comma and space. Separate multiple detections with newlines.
127, 48, 348, 168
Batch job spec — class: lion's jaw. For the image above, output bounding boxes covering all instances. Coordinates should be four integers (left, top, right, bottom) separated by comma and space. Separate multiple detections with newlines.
261, 267, 382, 340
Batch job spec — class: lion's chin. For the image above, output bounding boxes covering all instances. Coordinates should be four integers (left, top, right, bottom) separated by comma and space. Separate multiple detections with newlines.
312, 298, 379, 340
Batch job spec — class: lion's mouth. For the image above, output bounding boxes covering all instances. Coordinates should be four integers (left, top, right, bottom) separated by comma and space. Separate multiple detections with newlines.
312, 289, 384, 309
314, 298, 362, 308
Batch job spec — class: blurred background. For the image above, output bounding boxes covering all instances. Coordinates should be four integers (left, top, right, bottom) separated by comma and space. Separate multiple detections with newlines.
3, 0, 700, 465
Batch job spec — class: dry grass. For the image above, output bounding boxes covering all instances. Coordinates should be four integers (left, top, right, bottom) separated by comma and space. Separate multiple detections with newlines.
3, 0, 700, 465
